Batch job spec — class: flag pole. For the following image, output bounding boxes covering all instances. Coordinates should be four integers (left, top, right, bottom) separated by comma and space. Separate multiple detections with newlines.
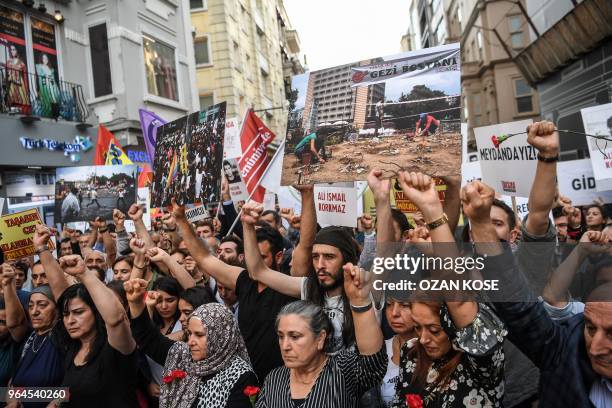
225, 139, 286, 237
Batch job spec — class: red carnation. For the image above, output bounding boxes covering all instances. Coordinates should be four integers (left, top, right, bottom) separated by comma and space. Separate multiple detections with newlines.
491, 135, 500, 149
406, 393, 423, 408
162, 375, 174, 384
171, 369, 186, 379
243, 385, 260, 406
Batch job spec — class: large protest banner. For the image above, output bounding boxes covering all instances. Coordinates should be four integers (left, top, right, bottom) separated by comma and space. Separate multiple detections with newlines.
281, 44, 461, 186
55, 165, 138, 223
581, 103, 612, 191
558, 159, 612, 206
474, 119, 535, 197
150, 102, 226, 207
0, 209, 55, 261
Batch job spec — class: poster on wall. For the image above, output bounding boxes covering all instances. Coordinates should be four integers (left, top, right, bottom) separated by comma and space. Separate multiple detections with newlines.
30, 17, 60, 118
150, 102, 226, 207
281, 43, 462, 185
474, 119, 536, 197
0, 5, 29, 114
142, 36, 178, 101
581, 103, 612, 192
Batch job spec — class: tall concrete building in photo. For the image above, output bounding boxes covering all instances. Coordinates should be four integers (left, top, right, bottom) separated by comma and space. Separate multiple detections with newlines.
190, 0, 304, 137
0, 0, 197, 219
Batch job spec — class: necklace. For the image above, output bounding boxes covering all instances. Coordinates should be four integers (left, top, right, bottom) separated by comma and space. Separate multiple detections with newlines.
31, 333, 47, 354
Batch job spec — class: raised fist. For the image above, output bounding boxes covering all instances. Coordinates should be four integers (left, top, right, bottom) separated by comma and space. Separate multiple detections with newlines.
241, 201, 263, 226
367, 169, 390, 202
1, 263, 16, 287
129, 237, 146, 255
460, 181, 495, 225
397, 172, 440, 219
113, 209, 126, 228
33, 224, 52, 248
343, 263, 372, 305
358, 214, 373, 232
128, 204, 144, 221
527, 120, 559, 158
170, 198, 186, 221
123, 278, 149, 303
59, 255, 87, 277
146, 247, 168, 263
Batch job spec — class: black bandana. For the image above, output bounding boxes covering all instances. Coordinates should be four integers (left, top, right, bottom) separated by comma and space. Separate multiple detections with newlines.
313, 226, 359, 265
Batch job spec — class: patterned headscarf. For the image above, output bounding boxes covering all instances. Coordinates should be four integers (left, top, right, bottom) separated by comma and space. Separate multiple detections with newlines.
159, 303, 252, 408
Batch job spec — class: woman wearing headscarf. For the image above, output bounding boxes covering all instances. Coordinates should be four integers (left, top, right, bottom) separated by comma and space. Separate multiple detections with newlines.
126, 278, 257, 408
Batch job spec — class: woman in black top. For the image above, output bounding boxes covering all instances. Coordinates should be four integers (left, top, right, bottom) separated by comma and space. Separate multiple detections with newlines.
49, 254, 139, 407
126, 278, 257, 408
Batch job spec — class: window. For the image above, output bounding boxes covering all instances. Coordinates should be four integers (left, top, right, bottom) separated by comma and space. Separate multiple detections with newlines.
508, 15, 523, 49
89, 23, 113, 97
199, 94, 214, 110
476, 31, 483, 60
514, 78, 533, 113
143, 36, 178, 101
473, 93, 482, 126
232, 41, 241, 71
190, 0, 206, 10
194, 36, 211, 65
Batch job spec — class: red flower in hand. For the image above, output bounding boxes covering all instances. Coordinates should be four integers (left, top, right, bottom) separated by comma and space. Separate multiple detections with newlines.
171, 369, 186, 379
406, 393, 423, 408
243, 385, 260, 407
162, 375, 174, 384
491, 135, 500, 149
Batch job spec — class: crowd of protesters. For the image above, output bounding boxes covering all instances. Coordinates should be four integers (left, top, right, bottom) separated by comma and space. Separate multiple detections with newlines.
0, 121, 610, 407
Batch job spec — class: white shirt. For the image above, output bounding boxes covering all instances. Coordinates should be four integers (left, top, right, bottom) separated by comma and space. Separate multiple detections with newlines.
380, 338, 400, 406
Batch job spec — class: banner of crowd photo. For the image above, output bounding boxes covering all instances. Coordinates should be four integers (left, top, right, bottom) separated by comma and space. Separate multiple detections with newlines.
474, 119, 536, 197
55, 165, 138, 223
0, 209, 54, 261
581, 102, 612, 191
281, 43, 461, 186
150, 102, 226, 207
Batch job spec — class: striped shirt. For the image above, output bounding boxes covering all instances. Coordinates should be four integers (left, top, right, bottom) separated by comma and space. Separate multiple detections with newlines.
256, 345, 387, 408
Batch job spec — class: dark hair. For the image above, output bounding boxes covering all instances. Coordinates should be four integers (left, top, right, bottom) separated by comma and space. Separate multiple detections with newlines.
179, 286, 215, 308
220, 235, 244, 255
584, 205, 606, 227
195, 219, 214, 229
552, 206, 565, 219
60, 237, 72, 245
391, 208, 414, 233
151, 276, 182, 329
276, 300, 335, 353
256, 225, 284, 260
112, 255, 134, 270
56, 284, 107, 363
106, 280, 128, 311
491, 198, 517, 231
12, 261, 28, 274
261, 210, 282, 228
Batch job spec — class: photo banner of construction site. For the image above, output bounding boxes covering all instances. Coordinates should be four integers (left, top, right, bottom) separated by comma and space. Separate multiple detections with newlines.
281, 43, 461, 185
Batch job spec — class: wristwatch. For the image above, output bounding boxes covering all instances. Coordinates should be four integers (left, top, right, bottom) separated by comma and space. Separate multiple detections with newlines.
426, 213, 449, 230
35, 244, 50, 255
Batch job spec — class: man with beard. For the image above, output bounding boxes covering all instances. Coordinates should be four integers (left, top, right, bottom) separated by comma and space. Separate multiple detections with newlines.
241, 201, 363, 353
171, 199, 296, 384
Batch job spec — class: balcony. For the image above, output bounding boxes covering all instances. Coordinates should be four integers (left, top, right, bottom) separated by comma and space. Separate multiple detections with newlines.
284, 29, 300, 54
258, 52, 269, 75
1, 66, 90, 122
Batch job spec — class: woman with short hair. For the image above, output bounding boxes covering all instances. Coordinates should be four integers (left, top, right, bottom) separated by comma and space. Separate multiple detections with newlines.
256, 264, 387, 407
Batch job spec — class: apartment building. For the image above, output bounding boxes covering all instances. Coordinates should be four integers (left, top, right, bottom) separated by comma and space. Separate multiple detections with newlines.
190, 0, 303, 137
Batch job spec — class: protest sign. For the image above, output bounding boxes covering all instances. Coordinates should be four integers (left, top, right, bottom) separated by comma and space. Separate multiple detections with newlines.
125, 187, 151, 232
277, 186, 302, 215
474, 119, 535, 197
223, 158, 249, 202
151, 102, 226, 207
581, 103, 612, 191
55, 165, 138, 223
315, 185, 357, 228
263, 192, 276, 212
223, 117, 242, 159
281, 44, 461, 186
558, 159, 612, 206
185, 205, 210, 223
0, 209, 55, 261
461, 123, 468, 163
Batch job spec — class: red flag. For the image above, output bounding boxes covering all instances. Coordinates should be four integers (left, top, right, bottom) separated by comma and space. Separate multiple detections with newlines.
238, 110, 275, 203
94, 125, 121, 165
138, 163, 153, 188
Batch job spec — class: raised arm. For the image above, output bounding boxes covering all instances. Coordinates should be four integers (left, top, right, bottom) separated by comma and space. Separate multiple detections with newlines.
241, 202, 302, 297
128, 204, 155, 249
172, 198, 241, 289
542, 231, 609, 307
441, 175, 461, 235
34, 224, 69, 300
367, 169, 394, 244
343, 263, 382, 355
290, 185, 315, 277
161, 213, 182, 252
525, 121, 559, 235
113, 209, 131, 255
146, 247, 195, 289
129, 237, 148, 280
60, 255, 135, 355
1, 264, 28, 342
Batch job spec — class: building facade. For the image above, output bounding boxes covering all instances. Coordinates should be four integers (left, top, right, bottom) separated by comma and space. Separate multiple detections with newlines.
0, 0, 197, 218
455, 0, 541, 146
190, 0, 303, 138
514, 0, 612, 160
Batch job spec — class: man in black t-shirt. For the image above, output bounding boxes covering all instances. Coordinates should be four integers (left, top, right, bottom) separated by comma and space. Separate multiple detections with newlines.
173, 201, 296, 384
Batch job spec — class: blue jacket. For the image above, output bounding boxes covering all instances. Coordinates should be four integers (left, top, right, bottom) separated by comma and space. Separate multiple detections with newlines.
483, 248, 599, 407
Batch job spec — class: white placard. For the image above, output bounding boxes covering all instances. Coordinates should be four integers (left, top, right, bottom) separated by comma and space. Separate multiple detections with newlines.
461, 123, 468, 163
125, 187, 151, 232
223, 158, 249, 202
558, 159, 612, 206
580, 103, 612, 191
474, 119, 535, 197
185, 205, 210, 223
315, 186, 357, 228
263, 192, 276, 211
223, 117, 242, 159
